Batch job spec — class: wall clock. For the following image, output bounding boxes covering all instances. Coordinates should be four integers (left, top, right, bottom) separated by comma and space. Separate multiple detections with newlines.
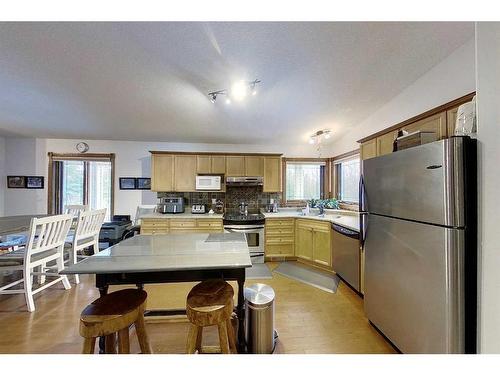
76, 142, 89, 153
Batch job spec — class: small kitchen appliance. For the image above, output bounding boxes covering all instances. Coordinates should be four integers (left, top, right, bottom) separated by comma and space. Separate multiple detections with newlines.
157, 196, 185, 214
191, 204, 207, 214
196, 175, 222, 191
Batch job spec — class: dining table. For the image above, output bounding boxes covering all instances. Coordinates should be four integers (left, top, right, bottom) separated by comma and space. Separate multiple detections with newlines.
61, 232, 252, 353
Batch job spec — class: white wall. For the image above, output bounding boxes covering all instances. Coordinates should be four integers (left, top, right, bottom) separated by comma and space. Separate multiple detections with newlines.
476, 22, 500, 354
0, 136, 5, 216
329, 38, 476, 155
2, 138, 320, 219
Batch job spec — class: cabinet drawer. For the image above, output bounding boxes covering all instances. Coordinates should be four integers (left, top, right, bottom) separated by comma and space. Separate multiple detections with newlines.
265, 236, 294, 245
266, 219, 295, 228
169, 220, 197, 228
197, 220, 223, 229
265, 243, 294, 256
141, 227, 169, 235
266, 227, 295, 236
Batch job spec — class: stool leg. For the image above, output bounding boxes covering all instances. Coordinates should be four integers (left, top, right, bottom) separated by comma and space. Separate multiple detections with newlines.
105, 333, 116, 354
118, 327, 130, 354
134, 314, 152, 354
217, 322, 230, 354
186, 324, 200, 354
82, 337, 96, 354
226, 319, 237, 354
195, 327, 203, 353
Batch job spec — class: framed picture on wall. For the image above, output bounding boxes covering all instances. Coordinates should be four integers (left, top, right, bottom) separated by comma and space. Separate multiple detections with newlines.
26, 176, 44, 189
136, 178, 151, 190
119, 177, 136, 190
7, 176, 26, 188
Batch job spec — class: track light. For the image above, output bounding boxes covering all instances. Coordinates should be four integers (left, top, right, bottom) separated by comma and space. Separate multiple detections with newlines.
208, 79, 261, 104
308, 129, 332, 144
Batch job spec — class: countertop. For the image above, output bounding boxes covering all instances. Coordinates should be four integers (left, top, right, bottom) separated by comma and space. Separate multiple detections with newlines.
62, 232, 251, 274
262, 208, 360, 232
141, 212, 224, 220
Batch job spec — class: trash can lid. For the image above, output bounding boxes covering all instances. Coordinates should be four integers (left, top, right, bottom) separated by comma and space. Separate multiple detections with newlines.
244, 283, 275, 307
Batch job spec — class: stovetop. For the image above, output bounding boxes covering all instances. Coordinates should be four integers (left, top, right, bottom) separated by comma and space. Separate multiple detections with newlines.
223, 212, 265, 225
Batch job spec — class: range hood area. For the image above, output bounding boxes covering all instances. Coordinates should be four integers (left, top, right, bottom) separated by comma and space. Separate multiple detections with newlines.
225, 176, 263, 186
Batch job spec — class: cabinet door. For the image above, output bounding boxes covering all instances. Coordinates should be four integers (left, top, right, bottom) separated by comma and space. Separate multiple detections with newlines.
226, 156, 245, 176
312, 227, 332, 267
360, 139, 377, 160
296, 225, 313, 260
196, 155, 211, 174
151, 154, 174, 192
245, 156, 264, 176
211, 155, 226, 174
263, 157, 282, 192
376, 131, 397, 157
403, 111, 447, 139
174, 155, 197, 192
446, 106, 459, 138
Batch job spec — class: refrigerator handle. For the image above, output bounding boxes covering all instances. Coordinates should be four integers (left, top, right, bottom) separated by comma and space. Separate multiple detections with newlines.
359, 174, 368, 246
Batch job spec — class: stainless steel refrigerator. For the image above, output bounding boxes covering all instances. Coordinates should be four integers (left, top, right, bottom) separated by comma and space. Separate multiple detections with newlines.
360, 136, 477, 354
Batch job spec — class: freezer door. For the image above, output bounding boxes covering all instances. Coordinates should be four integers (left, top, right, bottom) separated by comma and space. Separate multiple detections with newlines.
364, 214, 464, 353
362, 137, 465, 227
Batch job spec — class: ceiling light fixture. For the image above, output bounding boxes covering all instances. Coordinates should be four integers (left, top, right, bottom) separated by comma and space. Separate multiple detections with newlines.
208, 79, 261, 104
308, 129, 332, 157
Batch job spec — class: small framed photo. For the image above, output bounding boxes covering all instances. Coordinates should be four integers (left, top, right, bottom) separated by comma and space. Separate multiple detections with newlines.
26, 176, 44, 189
119, 177, 136, 190
136, 178, 151, 190
7, 176, 26, 188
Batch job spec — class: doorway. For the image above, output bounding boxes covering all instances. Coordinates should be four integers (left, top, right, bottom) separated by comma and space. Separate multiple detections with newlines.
48, 153, 115, 220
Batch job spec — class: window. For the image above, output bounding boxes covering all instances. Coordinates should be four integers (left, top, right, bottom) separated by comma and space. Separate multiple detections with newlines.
334, 155, 360, 203
285, 161, 326, 201
49, 154, 114, 221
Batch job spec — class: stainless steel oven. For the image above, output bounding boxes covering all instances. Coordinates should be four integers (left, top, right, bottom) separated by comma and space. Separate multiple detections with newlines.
223, 224, 264, 264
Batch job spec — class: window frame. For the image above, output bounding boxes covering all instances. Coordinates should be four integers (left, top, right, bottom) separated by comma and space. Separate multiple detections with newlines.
47, 152, 115, 217
282, 158, 331, 205
331, 150, 360, 206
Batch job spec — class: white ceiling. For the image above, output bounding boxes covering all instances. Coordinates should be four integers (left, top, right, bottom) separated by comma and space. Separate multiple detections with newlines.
0, 22, 474, 144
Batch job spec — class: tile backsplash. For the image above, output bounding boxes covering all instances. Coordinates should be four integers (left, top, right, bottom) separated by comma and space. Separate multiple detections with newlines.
157, 186, 281, 212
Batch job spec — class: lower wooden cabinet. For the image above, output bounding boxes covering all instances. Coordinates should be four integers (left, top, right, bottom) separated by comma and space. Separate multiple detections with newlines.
295, 219, 332, 267
265, 218, 295, 258
141, 218, 223, 235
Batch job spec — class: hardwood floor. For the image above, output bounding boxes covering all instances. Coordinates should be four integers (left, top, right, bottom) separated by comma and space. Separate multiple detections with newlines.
0, 263, 395, 354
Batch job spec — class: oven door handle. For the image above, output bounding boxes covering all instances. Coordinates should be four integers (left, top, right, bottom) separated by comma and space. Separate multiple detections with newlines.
224, 226, 264, 233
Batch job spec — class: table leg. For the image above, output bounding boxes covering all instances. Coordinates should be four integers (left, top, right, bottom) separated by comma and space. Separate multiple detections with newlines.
236, 272, 246, 353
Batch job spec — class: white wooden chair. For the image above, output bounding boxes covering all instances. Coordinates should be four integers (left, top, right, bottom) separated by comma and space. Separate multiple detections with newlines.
64, 204, 89, 217
0, 214, 73, 312
65, 208, 106, 284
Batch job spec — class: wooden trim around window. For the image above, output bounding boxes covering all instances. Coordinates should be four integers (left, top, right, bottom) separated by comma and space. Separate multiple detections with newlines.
331, 149, 360, 162
47, 152, 115, 217
330, 150, 360, 208
281, 158, 331, 206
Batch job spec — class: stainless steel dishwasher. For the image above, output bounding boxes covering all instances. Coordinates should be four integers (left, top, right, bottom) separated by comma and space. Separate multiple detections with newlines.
331, 223, 361, 293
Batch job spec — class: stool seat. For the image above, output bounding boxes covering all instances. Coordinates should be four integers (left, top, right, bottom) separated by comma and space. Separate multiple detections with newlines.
79, 289, 151, 354
186, 279, 237, 354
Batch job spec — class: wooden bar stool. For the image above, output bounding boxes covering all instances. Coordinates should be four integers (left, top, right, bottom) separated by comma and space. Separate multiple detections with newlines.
79, 289, 152, 354
186, 279, 237, 354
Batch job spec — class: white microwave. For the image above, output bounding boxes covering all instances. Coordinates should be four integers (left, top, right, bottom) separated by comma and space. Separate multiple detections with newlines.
196, 175, 222, 191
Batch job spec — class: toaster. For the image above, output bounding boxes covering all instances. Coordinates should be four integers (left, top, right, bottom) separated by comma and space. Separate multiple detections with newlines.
191, 204, 207, 214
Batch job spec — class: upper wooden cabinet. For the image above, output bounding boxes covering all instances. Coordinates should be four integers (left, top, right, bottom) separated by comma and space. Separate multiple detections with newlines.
151, 154, 174, 192
197, 155, 226, 174
226, 156, 246, 176
360, 139, 377, 160
402, 111, 447, 139
245, 156, 264, 176
174, 155, 197, 192
376, 130, 397, 157
447, 105, 460, 138
263, 157, 282, 192
211, 155, 226, 174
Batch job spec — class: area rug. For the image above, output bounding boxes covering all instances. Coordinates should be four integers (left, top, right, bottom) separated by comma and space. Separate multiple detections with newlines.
273, 262, 340, 293
245, 263, 273, 280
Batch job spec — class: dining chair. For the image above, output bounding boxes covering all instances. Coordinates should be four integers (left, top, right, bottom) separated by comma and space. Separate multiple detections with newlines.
0, 214, 73, 312
64, 204, 89, 217
65, 208, 106, 284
